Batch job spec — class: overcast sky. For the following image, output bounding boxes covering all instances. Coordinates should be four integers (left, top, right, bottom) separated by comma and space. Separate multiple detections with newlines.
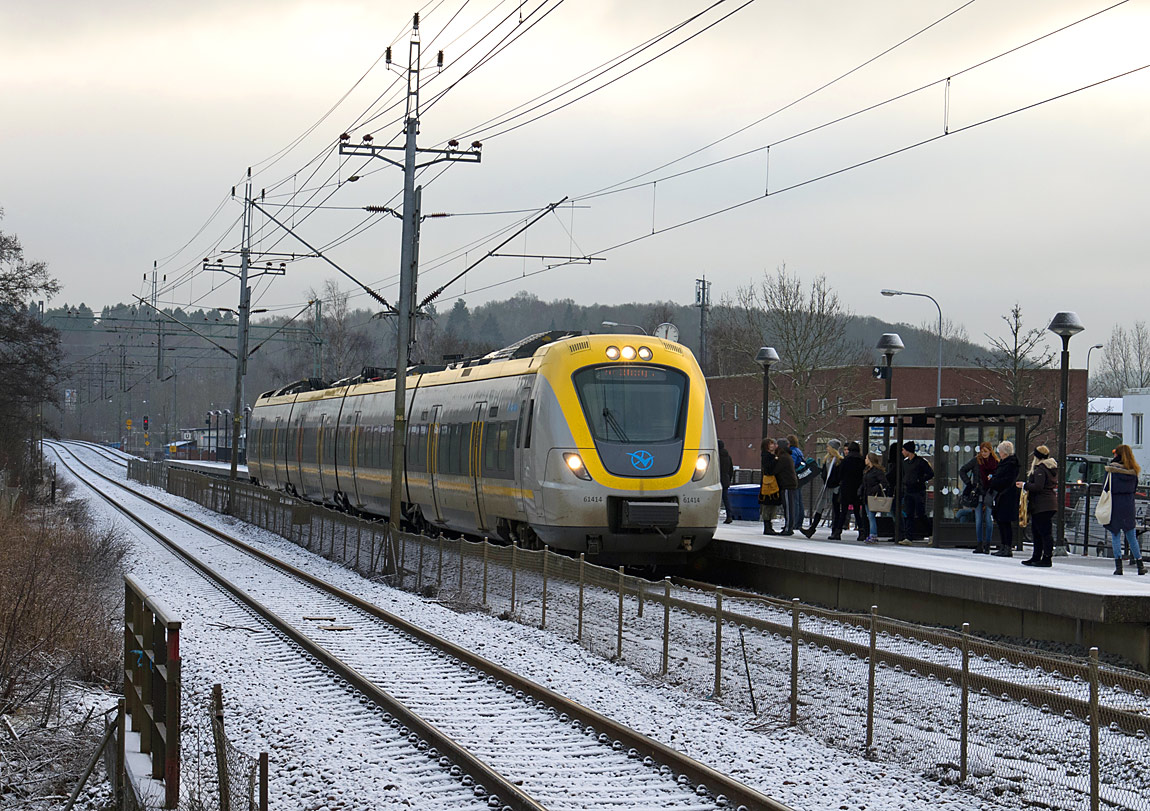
2, 0, 1147, 365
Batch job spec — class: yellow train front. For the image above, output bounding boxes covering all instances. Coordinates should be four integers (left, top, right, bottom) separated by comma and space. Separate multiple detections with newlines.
248, 332, 720, 565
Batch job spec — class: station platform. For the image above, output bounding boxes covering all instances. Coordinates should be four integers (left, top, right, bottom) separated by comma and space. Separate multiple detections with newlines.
700, 520, 1150, 669
167, 458, 248, 477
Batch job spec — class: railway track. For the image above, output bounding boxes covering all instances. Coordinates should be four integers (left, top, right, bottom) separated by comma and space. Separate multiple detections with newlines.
50, 440, 788, 811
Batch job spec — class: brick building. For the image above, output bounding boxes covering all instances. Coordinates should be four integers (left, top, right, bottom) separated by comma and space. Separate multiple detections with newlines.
708, 364, 1087, 470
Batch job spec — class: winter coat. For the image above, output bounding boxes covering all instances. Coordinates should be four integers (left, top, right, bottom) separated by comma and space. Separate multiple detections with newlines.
900, 455, 934, 495
821, 456, 842, 491
838, 451, 865, 507
774, 449, 799, 490
1022, 458, 1059, 515
862, 466, 889, 499
759, 449, 783, 506
719, 446, 734, 489
1104, 464, 1139, 532
959, 454, 998, 492
989, 454, 1021, 520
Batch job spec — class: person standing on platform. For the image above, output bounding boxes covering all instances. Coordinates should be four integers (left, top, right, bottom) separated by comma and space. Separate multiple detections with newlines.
1104, 444, 1146, 575
787, 434, 807, 529
862, 452, 889, 543
1020, 444, 1058, 567
832, 441, 866, 541
719, 440, 735, 524
988, 440, 1021, 557
775, 437, 800, 536
898, 441, 934, 544
961, 441, 999, 554
759, 438, 783, 535
820, 439, 844, 537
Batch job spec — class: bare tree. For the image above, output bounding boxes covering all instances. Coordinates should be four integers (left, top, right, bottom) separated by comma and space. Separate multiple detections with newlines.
1094, 321, 1150, 396
968, 303, 1055, 407
709, 266, 867, 444
309, 280, 375, 380
918, 317, 972, 366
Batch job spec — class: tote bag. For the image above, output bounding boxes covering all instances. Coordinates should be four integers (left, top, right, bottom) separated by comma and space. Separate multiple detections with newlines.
1095, 472, 1113, 526
866, 481, 892, 513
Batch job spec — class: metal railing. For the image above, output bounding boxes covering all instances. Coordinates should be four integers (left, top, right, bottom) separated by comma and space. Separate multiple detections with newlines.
129, 462, 1150, 811
124, 573, 182, 809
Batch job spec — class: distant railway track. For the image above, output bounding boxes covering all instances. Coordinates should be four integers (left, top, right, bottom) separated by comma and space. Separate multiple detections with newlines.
50, 440, 788, 811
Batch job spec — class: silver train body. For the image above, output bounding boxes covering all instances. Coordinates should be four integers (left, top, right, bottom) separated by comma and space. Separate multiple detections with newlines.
248, 333, 720, 564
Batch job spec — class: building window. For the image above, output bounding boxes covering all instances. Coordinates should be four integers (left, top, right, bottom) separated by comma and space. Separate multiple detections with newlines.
733, 403, 739, 421
837, 397, 844, 415
1135, 414, 1144, 447
721, 403, 726, 421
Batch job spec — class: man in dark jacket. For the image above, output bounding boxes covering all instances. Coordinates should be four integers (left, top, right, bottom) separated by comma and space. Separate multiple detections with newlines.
899, 441, 934, 543
719, 440, 735, 523
775, 438, 800, 535
832, 441, 866, 541
988, 441, 1021, 557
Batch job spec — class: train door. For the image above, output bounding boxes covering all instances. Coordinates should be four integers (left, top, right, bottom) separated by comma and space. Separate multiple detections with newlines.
270, 416, 282, 489
470, 401, 490, 531
317, 413, 328, 501
350, 411, 363, 507
427, 405, 444, 523
293, 417, 304, 490
514, 378, 534, 516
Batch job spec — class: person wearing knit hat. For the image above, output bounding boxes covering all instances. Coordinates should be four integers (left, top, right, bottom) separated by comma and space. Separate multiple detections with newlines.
1019, 444, 1058, 567
899, 441, 934, 544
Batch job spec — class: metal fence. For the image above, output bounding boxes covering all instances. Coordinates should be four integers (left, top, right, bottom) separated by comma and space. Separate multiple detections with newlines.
129, 461, 1150, 811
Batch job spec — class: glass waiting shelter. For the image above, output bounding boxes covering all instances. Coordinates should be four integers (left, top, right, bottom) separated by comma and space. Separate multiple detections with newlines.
846, 402, 1045, 547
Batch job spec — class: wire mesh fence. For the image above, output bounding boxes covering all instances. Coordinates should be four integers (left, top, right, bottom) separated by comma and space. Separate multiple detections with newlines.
130, 462, 1150, 810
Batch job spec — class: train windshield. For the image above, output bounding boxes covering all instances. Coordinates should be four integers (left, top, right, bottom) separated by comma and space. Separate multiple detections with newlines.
572, 365, 688, 443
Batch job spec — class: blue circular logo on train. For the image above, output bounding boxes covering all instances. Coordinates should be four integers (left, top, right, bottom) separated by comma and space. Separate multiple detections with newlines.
628, 450, 654, 471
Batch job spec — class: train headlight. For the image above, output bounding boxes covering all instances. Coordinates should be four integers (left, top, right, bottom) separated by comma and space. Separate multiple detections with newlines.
606, 346, 621, 360
692, 453, 710, 481
621, 345, 637, 360
563, 452, 592, 481
637, 346, 653, 361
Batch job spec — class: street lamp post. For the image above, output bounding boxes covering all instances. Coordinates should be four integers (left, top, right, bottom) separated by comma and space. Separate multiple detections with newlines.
876, 333, 905, 447
1048, 311, 1085, 557
1085, 343, 1104, 452
755, 347, 780, 438
601, 320, 648, 334
882, 289, 943, 405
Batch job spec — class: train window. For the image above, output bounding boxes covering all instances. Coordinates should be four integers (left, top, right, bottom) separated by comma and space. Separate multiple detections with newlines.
524, 400, 535, 448
572, 365, 689, 443
484, 423, 497, 472
489, 405, 498, 418
498, 421, 513, 473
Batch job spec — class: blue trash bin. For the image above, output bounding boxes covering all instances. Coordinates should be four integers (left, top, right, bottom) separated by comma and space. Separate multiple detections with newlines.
727, 484, 762, 521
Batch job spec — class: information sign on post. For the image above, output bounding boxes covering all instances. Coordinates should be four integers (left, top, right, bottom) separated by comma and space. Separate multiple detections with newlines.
126, 419, 133, 429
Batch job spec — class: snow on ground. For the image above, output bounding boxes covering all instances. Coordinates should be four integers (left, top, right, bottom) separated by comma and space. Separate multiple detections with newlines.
57, 443, 1020, 810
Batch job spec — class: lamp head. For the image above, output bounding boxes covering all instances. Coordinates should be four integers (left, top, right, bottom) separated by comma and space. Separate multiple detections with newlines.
880, 289, 901, 297
1092, 343, 1104, 350
601, 321, 618, 328
1047, 311, 1084, 338
755, 346, 780, 368
876, 333, 905, 356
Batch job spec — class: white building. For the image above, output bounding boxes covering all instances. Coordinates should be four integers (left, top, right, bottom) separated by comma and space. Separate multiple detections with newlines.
1121, 388, 1150, 470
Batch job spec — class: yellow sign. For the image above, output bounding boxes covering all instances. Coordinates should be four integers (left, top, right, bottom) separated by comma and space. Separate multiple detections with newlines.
126, 419, 133, 428
170, 445, 177, 453
144, 440, 150, 447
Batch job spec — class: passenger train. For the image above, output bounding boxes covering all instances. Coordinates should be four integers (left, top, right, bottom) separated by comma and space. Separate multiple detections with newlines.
248, 331, 720, 563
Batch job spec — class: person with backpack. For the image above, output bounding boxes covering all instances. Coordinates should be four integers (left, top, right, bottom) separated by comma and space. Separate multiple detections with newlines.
787, 434, 808, 528
960, 441, 999, 554
758, 437, 784, 535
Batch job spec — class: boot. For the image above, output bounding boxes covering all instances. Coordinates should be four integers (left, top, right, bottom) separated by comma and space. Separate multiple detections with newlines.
993, 544, 1013, 557
1114, 558, 1124, 575
1137, 559, 1146, 576
972, 543, 987, 554
1021, 556, 1039, 566
763, 523, 776, 535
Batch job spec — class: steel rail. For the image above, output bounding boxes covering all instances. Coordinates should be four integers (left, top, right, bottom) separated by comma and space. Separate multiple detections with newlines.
54, 441, 791, 811
49, 442, 545, 811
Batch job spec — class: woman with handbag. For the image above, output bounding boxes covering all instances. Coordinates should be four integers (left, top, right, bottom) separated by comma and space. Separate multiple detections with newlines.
759, 437, 784, 535
862, 452, 890, 544
960, 441, 998, 554
1102, 444, 1145, 575
988, 441, 1021, 557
